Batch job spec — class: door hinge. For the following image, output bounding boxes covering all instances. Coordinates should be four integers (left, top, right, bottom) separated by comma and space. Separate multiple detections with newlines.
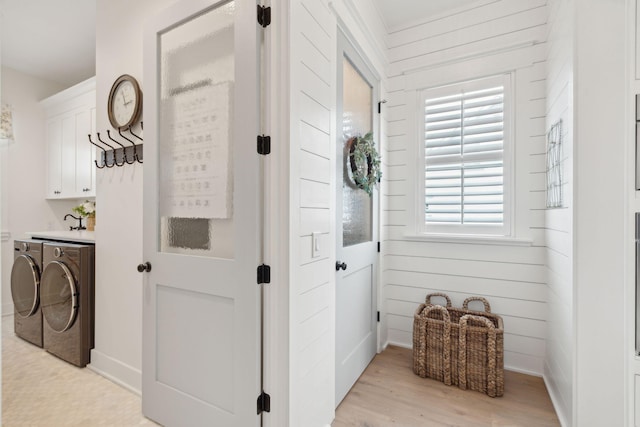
377, 311, 380, 322
257, 391, 271, 414
377, 241, 380, 253
257, 135, 271, 155
257, 5, 271, 28
257, 264, 271, 284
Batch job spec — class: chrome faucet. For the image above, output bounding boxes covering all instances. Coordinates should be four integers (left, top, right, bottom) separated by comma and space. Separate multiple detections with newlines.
63, 214, 86, 231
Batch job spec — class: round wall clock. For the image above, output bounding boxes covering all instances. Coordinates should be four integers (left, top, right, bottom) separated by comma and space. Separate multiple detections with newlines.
107, 74, 142, 129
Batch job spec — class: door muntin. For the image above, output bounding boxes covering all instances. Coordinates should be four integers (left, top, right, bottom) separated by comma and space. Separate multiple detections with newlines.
11, 255, 40, 318
41, 261, 78, 333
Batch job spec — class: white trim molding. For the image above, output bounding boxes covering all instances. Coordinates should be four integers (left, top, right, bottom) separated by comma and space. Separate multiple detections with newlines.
1, 230, 11, 242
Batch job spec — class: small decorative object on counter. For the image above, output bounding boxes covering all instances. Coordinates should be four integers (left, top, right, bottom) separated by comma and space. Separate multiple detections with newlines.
347, 131, 381, 196
72, 200, 96, 231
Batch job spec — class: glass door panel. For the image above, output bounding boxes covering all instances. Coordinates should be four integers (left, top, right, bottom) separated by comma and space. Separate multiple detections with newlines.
342, 58, 373, 247
158, 1, 236, 259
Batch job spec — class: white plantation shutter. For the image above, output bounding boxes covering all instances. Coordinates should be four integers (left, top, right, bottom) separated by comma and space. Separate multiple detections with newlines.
421, 74, 511, 235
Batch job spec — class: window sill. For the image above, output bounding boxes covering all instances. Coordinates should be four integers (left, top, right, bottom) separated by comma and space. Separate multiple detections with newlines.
403, 233, 533, 247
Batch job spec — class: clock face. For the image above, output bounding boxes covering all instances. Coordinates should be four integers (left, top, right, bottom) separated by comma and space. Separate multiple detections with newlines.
108, 75, 142, 129
112, 81, 137, 127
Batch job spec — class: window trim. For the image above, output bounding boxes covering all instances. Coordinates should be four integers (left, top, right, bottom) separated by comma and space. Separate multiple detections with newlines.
415, 73, 515, 238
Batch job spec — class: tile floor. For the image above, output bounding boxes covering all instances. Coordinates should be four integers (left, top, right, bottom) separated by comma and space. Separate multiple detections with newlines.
2, 315, 158, 426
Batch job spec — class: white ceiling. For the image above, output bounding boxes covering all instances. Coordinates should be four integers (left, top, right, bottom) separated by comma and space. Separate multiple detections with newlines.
0, 0, 477, 88
1, 0, 96, 87
373, 0, 480, 31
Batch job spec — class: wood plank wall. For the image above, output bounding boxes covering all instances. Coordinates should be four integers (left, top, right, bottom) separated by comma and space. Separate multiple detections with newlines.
290, 0, 336, 425
289, 0, 388, 425
381, 0, 549, 375
543, 0, 573, 425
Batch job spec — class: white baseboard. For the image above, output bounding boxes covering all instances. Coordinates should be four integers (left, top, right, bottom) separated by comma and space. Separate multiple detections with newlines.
88, 349, 142, 396
542, 372, 569, 427
386, 339, 411, 350
384, 339, 543, 377
504, 364, 542, 378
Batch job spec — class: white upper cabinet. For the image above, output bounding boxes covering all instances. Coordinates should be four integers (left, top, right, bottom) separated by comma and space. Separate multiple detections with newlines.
41, 77, 96, 199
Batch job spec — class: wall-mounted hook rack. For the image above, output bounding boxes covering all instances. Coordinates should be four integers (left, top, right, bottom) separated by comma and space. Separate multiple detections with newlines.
88, 123, 143, 168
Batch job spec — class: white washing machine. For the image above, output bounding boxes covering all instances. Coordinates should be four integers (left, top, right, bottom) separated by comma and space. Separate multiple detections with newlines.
11, 239, 44, 347
40, 242, 95, 367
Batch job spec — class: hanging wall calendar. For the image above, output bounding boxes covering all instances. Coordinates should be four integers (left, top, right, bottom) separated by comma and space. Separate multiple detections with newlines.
160, 80, 233, 219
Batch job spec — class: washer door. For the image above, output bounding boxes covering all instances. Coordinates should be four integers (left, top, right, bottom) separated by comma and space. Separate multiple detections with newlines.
41, 261, 78, 333
10, 255, 40, 318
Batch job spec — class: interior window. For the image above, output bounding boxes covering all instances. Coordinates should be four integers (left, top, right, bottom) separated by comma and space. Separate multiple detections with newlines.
419, 74, 512, 236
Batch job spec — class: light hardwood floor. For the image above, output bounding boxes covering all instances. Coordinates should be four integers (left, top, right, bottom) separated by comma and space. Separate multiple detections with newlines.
333, 346, 560, 427
3, 313, 558, 426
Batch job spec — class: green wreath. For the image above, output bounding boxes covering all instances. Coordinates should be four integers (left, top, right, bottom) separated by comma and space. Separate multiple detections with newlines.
348, 132, 382, 196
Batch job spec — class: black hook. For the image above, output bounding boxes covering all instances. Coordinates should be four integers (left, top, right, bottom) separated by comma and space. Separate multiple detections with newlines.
119, 128, 142, 164
107, 130, 135, 165
128, 125, 143, 141
88, 134, 107, 169
97, 132, 120, 167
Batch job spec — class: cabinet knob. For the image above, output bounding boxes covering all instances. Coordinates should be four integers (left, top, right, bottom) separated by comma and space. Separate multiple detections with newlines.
335, 261, 347, 271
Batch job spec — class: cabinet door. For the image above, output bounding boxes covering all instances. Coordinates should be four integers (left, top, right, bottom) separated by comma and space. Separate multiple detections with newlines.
636, 1, 640, 80
60, 114, 76, 197
636, 375, 640, 426
75, 108, 94, 196
44, 88, 96, 200
46, 117, 63, 198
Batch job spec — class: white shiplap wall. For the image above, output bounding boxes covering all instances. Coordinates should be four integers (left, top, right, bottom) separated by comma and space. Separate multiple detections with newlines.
543, 0, 573, 425
289, 0, 335, 424
382, 0, 549, 375
288, 0, 386, 425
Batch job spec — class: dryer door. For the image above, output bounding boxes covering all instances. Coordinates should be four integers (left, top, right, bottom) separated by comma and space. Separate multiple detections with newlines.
41, 261, 78, 332
11, 255, 40, 318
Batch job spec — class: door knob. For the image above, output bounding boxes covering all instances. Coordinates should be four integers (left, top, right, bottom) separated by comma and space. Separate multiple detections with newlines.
335, 261, 347, 271
137, 262, 152, 273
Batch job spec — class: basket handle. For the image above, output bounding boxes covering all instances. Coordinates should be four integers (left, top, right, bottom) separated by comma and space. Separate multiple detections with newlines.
423, 304, 452, 385
423, 303, 451, 322
413, 303, 427, 318
462, 296, 491, 313
458, 314, 497, 397
425, 293, 452, 307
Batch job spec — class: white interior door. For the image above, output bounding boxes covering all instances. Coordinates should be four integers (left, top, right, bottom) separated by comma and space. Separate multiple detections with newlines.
142, 1, 262, 426
335, 32, 379, 406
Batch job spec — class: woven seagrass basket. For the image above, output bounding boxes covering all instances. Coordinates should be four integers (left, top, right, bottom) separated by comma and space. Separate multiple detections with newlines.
412, 293, 504, 397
